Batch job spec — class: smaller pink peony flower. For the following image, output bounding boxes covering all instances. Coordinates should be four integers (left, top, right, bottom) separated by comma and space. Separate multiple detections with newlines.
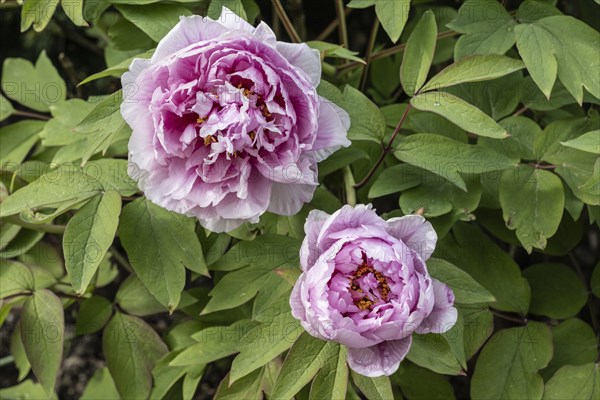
290, 204, 457, 377
121, 7, 350, 232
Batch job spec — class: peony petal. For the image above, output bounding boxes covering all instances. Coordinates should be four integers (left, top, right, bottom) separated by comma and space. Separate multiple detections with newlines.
299, 209, 331, 270
312, 99, 351, 162
347, 337, 412, 377
267, 181, 317, 216
386, 215, 437, 261
290, 274, 307, 320
276, 41, 322, 86
416, 279, 457, 334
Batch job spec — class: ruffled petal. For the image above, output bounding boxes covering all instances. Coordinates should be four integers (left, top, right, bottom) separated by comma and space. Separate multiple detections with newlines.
275, 41, 322, 86
299, 209, 331, 270
415, 279, 457, 334
312, 99, 351, 162
267, 181, 317, 216
386, 215, 437, 261
347, 337, 412, 377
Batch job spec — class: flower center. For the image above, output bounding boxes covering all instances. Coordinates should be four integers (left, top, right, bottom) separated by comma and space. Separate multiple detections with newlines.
349, 252, 391, 310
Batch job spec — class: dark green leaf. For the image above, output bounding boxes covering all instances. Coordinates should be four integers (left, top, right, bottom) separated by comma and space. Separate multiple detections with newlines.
75, 296, 113, 335
543, 363, 600, 400
400, 11, 437, 96
427, 258, 495, 304
523, 263, 588, 319
20, 289, 64, 395
351, 371, 394, 400
471, 322, 553, 400
116, 4, 192, 42
103, 312, 168, 400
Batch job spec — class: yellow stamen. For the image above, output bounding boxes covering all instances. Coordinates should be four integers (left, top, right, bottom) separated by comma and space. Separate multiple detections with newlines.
204, 135, 217, 146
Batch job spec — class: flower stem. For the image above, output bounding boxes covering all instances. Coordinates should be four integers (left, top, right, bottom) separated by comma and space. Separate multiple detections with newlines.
339, 30, 459, 73
354, 104, 412, 189
4, 215, 66, 234
359, 18, 380, 92
13, 110, 51, 120
335, 0, 349, 48
315, 8, 353, 41
271, 0, 302, 43
343, 166, 357, 206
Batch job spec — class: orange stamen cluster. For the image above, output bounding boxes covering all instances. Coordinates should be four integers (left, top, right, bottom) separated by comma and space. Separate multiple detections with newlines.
350, 253, 390, 311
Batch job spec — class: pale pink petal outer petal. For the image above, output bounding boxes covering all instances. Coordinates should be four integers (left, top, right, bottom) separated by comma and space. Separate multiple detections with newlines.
151, 5, 256, 63
347, 336, 413, 377
386, 215, 438, 261
276, 41, 322, 86
415, 279, 457, 334
312, 99, 351, 162
299, 209, 331, 270
267, 182, 317, 216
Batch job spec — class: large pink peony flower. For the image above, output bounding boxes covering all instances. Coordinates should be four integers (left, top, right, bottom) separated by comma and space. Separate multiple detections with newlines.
291, 205, 457, 377
121, 8, 350, 232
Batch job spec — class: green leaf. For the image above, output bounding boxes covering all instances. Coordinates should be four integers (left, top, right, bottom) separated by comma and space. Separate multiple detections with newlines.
0, 165, 105, 219
342, 85, 387, 143
64, 191, 121, 294
421, 55, 524, 93
170, 320, 254, 366
75, 296, 113, 335
459, 304, 493, 360
62, 0, 88, 27
214, 369, 264, 400
561, 130, 600, 154
436, 223, 531, 314
447, 0, 516, 60
39, 99, 95, 147
1, 51, 66, 112
543, 363, 600, 400
351, 371, 394, 400
443, 72, 522, 122
407, 333, 465, 376
515, 16, 600, 103
410, 93, 509, 138
102, 312, 168, 400
210, 233, 300, 272
0, 120, 43, 166
119, 198, 206, 311
0, 260, 34, 298
392, 362, 456, 400
271, 333, 334, 399
318, 147, 369, 178
400, 10, 437, 96
541, 318, 598, 380
115, 275, 166, 316
471, 322, 553, 400
81, 368, 120, 400
53, 92, 128, 166
20, 289, 64, 395
308, 41, 366, 64
427, 258, 495, 304
150, 352, 191, 400
375, 0, 411, 43
309, 345, 348, 400
116, 3, 192, 42
79, 49, 154, 86
499, 165, 565, 252
368, 164, 422, 198
208, 0, 248, 21
479, 116, 541, 160
10, 323, 31, 382
0, 93, 15, 122
20, 0, 59, 32
395, 134, 516, 190
523, 263, 588, 319
0, 380, 54, 400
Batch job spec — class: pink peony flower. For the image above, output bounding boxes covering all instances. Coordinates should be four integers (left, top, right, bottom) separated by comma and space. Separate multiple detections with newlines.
290, 205, 457, 377
121, 8, 350, 232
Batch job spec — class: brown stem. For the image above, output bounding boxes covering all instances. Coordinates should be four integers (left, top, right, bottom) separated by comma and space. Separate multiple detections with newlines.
354, 104, 412, 189
1, 292, 32, 302
491, 310, 528, 325
359, 18, 380, 92
12, 110, 51, 120
513, 105, 529, 117
315, 8, 353, 41
335, 0, 349, 48
271, 0, 301, 43
339, 30, 460, 73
